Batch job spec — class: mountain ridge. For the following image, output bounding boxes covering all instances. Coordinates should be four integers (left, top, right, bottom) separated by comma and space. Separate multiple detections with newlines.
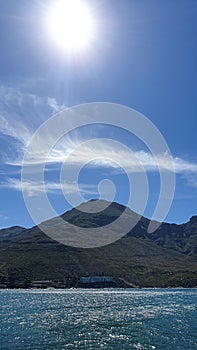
0, 200, 196, 288
1, 199, 196, 231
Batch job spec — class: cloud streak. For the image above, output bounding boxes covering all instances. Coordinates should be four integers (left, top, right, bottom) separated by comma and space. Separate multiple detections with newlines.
0, 85, 196, 194
0, 178, 98, 197
21, 138, 197, 175
0, 85, 66, 163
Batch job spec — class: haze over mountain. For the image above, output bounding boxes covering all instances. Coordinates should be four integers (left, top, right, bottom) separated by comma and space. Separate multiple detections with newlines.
0, 200, 196, 288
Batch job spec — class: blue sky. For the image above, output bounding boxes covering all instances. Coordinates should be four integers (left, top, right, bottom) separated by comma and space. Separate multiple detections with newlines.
0, 0, 196, 229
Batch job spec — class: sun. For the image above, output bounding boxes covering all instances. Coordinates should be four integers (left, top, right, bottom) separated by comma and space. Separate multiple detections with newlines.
47, 0, 95, 53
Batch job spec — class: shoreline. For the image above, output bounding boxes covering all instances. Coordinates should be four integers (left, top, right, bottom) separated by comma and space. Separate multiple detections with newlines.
0, 286, 197, 291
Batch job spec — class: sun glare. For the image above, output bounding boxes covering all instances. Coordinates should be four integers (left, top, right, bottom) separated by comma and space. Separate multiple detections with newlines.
47, 0, 95, 53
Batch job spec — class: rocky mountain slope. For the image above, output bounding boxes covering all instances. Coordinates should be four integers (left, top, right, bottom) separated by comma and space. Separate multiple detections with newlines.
0, 200, 196, 288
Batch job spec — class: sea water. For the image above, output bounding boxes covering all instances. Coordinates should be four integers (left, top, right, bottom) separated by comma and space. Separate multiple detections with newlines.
0, 288, 196, 349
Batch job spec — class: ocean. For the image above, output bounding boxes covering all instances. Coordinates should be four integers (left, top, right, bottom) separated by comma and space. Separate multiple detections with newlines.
0, 288, 196, 349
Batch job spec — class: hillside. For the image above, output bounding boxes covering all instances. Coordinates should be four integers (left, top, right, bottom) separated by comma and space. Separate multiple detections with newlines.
0, 200, 196, 288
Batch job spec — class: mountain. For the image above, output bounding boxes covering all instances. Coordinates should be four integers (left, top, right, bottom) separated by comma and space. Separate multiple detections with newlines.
0, 200, 196, 288
0, 226, 25, 240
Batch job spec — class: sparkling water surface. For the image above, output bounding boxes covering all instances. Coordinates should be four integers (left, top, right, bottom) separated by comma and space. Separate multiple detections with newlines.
0, 288, 196, 349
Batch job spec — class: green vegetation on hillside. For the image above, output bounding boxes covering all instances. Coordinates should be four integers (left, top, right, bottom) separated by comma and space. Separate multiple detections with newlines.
0, 201, 196, 288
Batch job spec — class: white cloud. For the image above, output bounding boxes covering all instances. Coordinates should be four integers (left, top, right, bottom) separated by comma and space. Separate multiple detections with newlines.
0, 178, 97, 197
0, 113, 31, 145
183, 174, 197, 189
0, 85, 66, 163
20, 138, 197, 175
0, 85, 196, 190
0, 212, 9, 221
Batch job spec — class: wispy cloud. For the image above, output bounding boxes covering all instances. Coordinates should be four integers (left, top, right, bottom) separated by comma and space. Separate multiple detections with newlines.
0, 212, 9, 221
0, 178, 98, 197
0, 85, 66, 163
0, 85, 196, 191
20, 138, 197, 175
183, 174, 197, 189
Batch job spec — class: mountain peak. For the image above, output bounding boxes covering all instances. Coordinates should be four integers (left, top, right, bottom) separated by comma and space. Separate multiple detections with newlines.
0, 199, 197, 288
74, 199, 127, 215
189, 216, 197, 224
